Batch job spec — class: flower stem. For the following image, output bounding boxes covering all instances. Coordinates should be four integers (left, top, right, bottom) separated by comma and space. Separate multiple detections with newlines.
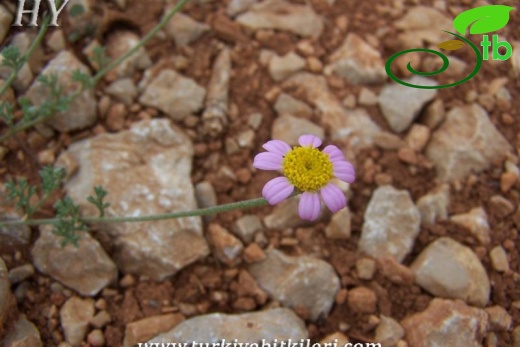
91, 0, 190, 85
1, 196, 275, 227
0, 14, 51, 98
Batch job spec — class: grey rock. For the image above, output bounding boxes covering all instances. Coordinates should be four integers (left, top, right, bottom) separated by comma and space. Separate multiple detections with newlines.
32, 226, 117, 296
7, 264, 34, 285
105, 78, 138, 106
359, 185, 420, 263
203, 48, 231, 137
375, 315, 405, 347
236, 0, 324, 38
274, 93, 313, 118
106, 31, 152, 78
249, 249, 340, 321
233, 215, 264, 243
140, 69, 206, 121
59, 119, 209, 280
269, 52, 306, 81
272, 114, 324, 146
208, 224, 244, 267
227, 0, 258, 17
0, 208, 31, 250
283, 73, 381, 152
378, 76, 437, 133
148, 308, 307, 343
2, 315, 43, 347
165, 12, 209, 46
450, 207, 490, 245
195, 181, 217, 209
25, 51, 96, 132
325, 33, 386, 85
396, 6, 453, 47
401, 299, 488, 347
60, 296, 95, 346
416, 184, 450, 225
410, 237, 490, 307
325, 207, 351, 239
425, 104, 511, 182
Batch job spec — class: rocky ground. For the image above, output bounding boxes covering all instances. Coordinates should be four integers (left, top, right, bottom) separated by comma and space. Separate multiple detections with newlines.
0, 0, 519, 346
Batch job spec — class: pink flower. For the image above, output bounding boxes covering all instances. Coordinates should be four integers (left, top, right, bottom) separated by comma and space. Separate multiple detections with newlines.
253, 134, 355, 221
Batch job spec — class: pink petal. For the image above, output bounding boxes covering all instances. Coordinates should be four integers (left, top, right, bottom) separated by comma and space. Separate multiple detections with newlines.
333, 160, 356, 183
320, 183, 347, 213
323, 145, 345, 162
298, 192, 321, 221
298, 134, 322, 148
262, 177, 294, 205
263, 140, 291, 156
253, 152, 283, 171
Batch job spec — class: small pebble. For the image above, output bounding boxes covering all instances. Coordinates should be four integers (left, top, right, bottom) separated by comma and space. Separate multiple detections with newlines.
489, 246, 510, 272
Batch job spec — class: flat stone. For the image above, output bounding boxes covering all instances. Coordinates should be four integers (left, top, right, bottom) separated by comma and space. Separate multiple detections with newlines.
60, 297, 95, 346
425, 104, 511, 182
283, 73, 381, 152
203, 48, 231, 137
236, 0, 324, 38
325, 33, 386, 85
58, 119, 209, 280
227, 0, 258, 17
0, 208, 31, 250
489, 246, 510, 272
147, 308, 307, 343
325, 207, 351, 239
165, 12, 209, 46
105, 78, 138, 106
375, 315, 405, 347
401, 299, 488, 347
405, 124, 431, 152
25, 51, 96, 132
410, 237, 490, 307
2, 315, 42, 347
378, 76, 437, 133
233, 215, 264, 243
269, 52, 306, 81
106, 31, 152, 78
249, 249, 340, 321
123, 314, 185, 347
356, 258, 376, 280
208, 224, 244, 266
7, 264, 34, 285
274, 93, 313, 118
416, 184, 450, 225
450, 207, 490, 245
359, 185, 421, 263
272, 114, 325, 146
139, 69, 206, 121
32, 226, 117, 296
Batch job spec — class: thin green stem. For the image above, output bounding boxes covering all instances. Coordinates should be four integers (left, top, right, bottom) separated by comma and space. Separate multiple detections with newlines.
1, 195, 282, 227
91, 0, 190, 85
0, 16, 51, 98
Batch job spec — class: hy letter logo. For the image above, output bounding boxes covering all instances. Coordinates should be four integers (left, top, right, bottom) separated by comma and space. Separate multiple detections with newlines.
386, 5, 515, 89
12, 0, 71, 27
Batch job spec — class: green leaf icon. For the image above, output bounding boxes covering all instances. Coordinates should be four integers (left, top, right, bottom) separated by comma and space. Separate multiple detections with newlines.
453, 5, 514, 35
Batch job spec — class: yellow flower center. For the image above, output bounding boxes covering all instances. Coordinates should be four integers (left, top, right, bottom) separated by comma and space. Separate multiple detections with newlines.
282, 146, 333, 192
